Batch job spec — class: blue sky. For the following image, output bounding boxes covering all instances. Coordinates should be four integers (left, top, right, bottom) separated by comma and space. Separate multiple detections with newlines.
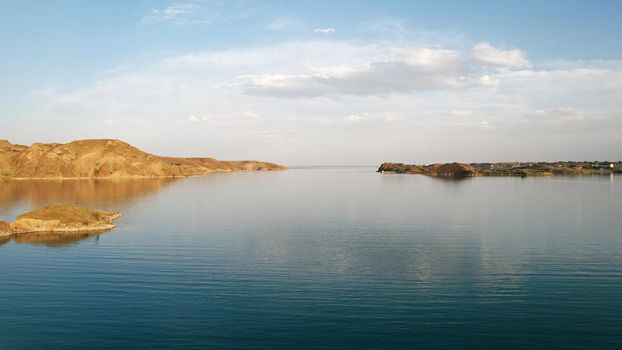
1, 0, 621, 164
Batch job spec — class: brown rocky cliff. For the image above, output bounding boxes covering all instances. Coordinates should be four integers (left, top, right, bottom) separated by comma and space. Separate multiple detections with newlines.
0, 139, 286, 179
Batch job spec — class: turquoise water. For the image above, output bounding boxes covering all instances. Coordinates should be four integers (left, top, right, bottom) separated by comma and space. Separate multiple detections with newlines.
1, 168, 621, 349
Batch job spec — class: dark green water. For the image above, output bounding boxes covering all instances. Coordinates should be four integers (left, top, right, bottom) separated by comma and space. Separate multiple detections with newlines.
1, 168, 621, 349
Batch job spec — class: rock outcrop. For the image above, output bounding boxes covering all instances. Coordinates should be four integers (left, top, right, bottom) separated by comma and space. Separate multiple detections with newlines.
9, 204, 121, 234
0, 139, 286, 179
378, 162, 478, 177
377, 162, 425, 174
425, 163, 479, 177
0, 221, 11, 237
0, 204, 122, 246
378, 161, 621, 177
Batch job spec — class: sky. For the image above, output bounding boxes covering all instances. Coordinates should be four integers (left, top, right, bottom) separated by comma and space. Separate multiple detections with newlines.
1, 0, 621, 165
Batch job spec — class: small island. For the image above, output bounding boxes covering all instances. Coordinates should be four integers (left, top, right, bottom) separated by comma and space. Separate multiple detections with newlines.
378, 161, 621, 177
1, 204, 121, 241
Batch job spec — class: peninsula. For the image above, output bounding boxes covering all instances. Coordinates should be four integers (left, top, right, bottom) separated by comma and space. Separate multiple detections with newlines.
0, 139, 286, 179
0, 204, 121, 241
378, 161, 621, 177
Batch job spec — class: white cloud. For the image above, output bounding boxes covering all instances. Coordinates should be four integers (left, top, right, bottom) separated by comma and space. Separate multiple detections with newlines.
26, 39, 622, 164
161, 41, 393, 73
448, 110, 474, 116
97, 119, 118, 125
141, 1, 252, 25
346, 114, 363, 121
314, 28, 335, 34
223, 45, 508, 97
142, 2, 213, 25
472, 41, 531, 71
368, 17, 408, 36
96, 65, 132, 77
229, 59, 474, 97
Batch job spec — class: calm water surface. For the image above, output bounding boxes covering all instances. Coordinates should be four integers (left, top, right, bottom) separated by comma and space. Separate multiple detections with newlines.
1, 168, 621, 349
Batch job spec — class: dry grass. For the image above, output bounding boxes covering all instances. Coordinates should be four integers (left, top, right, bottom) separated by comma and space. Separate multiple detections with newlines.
16, 204, 119, 225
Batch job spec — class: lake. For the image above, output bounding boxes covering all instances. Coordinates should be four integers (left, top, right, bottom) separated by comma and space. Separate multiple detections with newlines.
1, 168, 621, 349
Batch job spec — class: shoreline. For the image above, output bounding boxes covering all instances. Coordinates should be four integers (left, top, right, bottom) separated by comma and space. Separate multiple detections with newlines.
0, 139, 287, 180
377, 162, 621, 177
2, 168, 287, 181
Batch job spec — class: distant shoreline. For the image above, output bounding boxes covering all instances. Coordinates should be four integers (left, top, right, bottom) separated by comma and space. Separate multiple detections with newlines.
378, 161, 621, 177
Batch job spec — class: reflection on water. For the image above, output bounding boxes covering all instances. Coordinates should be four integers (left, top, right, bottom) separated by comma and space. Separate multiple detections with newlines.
1, 230, 105, 247
1, 169, 621, 349
0, 178, 175, 246
0, 178, 176, 209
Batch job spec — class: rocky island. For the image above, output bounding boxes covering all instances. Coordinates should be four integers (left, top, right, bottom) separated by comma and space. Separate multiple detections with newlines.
378, 161, 621, 177
0, 204, 121, 242
0, 139, 286, 179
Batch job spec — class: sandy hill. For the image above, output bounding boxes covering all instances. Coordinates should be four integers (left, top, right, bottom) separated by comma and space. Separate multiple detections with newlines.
0, 139, 286, 179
